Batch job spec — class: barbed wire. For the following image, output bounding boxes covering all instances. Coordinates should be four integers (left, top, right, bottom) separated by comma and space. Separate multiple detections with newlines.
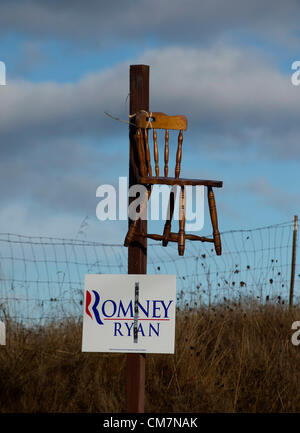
0, 219, 298, 326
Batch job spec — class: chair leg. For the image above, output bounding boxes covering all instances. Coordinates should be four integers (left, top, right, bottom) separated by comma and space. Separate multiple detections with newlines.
124, 186, 151, 246
207, 186, 221, 255
178, 186, 186, 256
162, 188, 175, 246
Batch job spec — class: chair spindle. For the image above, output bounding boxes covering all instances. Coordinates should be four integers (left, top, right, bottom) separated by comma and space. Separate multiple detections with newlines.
207, 186, 222, 255
164, 129, 169, 177
153, 128, 159, 177
124, 186, 152, 247
144, 129, 152, 176
178, 185, 186, 255
175, 130, 183, 178
162, 187, 175, 247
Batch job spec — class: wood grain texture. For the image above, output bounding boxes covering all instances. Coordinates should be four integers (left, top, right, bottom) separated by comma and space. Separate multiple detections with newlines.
138, 176, 222, 187
162, 187, 175, 247
164, 129, 169, 177
128, 64, 148, 274
178, 186, 186, 256
175, 130, 183, 178
136, 128, 147, 177
207, 186, 222, 256
136, 111, 187, 130
124, 187, 151, 247
153, 128, 159, 177
126, 96, 223, 258
127, 64, 149, 415
143, 129, 152, 176
145, 232, 214, 243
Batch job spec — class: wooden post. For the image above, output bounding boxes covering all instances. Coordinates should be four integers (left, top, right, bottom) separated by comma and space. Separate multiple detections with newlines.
289, 215, 298, 310
126, 65, 149, 413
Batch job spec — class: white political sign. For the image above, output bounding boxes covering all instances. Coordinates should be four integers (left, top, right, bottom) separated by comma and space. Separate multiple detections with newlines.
82, 274, 176, 354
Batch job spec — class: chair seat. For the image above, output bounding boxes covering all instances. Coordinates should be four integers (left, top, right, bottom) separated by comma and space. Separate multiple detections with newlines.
138, 176, 223, 188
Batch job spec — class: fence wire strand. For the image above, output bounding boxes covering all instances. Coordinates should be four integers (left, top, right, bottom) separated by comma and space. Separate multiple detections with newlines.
0, 219, 298, 326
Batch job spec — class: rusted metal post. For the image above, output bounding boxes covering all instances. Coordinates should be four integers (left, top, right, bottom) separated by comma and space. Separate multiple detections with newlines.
289, 215, 298, 310
126, 64, 149, 413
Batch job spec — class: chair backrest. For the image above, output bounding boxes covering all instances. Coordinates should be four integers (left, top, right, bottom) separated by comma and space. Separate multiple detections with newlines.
135, 111, 188, 179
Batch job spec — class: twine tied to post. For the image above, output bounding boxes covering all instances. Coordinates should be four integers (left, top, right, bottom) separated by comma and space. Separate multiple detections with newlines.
104, 110, 153, 128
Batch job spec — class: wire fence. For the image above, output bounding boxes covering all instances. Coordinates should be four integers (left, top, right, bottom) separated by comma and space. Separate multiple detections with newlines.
0, 219, 299, 326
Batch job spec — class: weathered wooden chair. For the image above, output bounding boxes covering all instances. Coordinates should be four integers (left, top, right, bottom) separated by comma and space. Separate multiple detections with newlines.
124, 111, 223, 256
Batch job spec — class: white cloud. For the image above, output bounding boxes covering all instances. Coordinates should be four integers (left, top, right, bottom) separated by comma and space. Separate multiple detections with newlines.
0, 1, 299, 48
247, 177, 300, 213
0, 43, 299, 235
1, 44, 299, 157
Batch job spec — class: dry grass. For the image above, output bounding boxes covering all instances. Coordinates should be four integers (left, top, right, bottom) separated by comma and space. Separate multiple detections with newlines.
0, 302, 299, 413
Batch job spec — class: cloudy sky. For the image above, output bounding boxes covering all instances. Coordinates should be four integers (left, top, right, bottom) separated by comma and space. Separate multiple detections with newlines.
0, 0, 299, 243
